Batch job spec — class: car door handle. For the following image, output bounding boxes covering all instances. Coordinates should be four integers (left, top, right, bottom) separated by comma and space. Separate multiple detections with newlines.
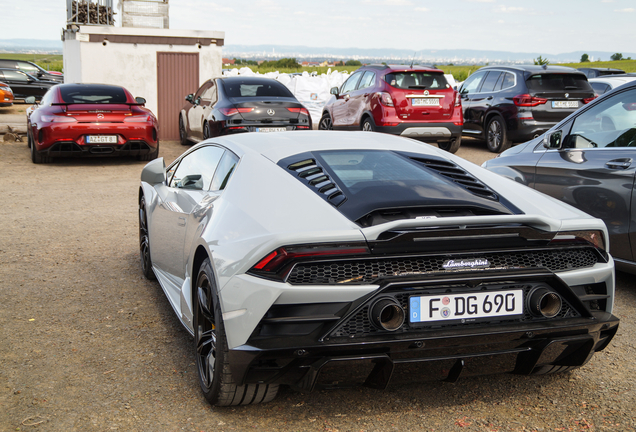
605, 159, 632, 169
178, 217, 186, 226
486, 96, 493, 100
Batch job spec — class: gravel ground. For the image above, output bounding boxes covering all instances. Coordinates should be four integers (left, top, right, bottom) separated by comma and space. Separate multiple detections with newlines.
1, 112, 635, 431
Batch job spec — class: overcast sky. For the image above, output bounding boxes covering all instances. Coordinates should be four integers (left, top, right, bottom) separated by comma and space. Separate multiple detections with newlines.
4, 0, 635, 54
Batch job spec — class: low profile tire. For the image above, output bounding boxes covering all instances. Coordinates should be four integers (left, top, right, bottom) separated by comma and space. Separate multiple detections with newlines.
138, 142, 159, 162
30, 133, 49, 164
486, 116, 511, 153
438, 136, 461, 153
194, 258, 279, 406
361, 117, 375, 132
319, 113, 332, 130
179, 116, 190, 146
203, 122, 213, 140
139, 196, 155, 280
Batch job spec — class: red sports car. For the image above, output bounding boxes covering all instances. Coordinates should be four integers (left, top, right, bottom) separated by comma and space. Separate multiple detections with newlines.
26, 83, 159, 164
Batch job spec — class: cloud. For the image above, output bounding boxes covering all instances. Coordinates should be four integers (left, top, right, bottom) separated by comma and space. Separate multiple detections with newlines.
415, 7, 429, 11
466, 0, 496, 2
495, 6, 526, 12
361, 0, 413, 4
615, 7, 634, 12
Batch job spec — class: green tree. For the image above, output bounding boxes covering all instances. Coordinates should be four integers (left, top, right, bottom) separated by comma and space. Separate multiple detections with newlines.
533, 56, 550, 65
611, 53, 623, 61
580, 53, 589, 63
345, 60, 362, 66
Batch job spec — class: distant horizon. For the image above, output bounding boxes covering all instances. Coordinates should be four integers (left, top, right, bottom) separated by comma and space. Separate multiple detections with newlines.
1, 38, 635, 65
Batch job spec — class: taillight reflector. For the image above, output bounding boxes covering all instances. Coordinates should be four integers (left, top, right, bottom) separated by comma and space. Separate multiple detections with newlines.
287, 107, 310, 117
513, 94, 548, 107
378, 92, 394, 107
582, 97, 597, 104
219, 107, 255, 116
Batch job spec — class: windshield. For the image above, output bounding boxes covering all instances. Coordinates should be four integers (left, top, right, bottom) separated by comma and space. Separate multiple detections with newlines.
526, 74, 592, 92
59, 85, 129, 104
222, 80, 294, 98
384, 72, 449, 89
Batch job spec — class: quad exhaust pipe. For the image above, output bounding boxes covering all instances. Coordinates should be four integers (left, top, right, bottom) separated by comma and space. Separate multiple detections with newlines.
369, 298, 405, 331
528, 287, 562, 318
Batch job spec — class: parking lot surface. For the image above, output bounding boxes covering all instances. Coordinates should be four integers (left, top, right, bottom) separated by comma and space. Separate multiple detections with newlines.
1, 135, 635, 431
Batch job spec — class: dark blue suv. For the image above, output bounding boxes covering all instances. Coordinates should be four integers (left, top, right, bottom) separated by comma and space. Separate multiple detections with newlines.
459, 65, 595, 152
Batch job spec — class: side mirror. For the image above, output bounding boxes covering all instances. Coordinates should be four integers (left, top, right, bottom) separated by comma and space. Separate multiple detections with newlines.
141, 157, 166, 185
543, 130, 563, 149
185, 94, 193, 103
25, 96, 37, 104
330, 87, 339, 96
135, 97, 146, 105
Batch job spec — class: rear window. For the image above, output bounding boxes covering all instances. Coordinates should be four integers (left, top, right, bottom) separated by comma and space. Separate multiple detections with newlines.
526, 74, 592, 92
384, 72, 449, 90
222, 80, 293, 98
59, 85, 128, 104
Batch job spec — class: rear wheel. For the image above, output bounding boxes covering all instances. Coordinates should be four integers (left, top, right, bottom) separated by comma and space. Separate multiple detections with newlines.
194, 258, 279, 406
486, 116, 511, 153
531, 364, 584, 375
29, 132, 49, 164
203, 122, 212, 140
438, 136, 461, 153
319, 113, 332, 130
139, 196, 155, 280
179, 116, 190, 146
361, 117, 375, 132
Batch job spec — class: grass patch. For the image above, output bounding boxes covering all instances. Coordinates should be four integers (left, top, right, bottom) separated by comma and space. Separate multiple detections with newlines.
0, 53, 63, 72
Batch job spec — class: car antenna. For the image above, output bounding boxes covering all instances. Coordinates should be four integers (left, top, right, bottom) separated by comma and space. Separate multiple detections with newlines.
410, 52, 416, 68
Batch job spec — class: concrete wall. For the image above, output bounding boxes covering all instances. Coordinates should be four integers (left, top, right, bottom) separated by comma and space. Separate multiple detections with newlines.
62, 26, 224, 119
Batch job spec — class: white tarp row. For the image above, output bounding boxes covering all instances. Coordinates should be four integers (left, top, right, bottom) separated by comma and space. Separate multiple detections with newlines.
222, 68, 459, 125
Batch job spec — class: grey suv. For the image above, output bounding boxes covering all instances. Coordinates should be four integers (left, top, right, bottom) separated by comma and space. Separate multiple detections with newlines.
460, 65, 595, 152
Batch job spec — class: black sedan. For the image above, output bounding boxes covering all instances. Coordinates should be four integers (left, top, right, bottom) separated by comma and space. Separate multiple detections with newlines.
0, 68, 57, 101
178, 76, 312, 145
483, 80, 636, 274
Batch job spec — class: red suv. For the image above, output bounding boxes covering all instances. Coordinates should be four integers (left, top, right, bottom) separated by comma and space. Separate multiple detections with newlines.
319, 65, 463, 152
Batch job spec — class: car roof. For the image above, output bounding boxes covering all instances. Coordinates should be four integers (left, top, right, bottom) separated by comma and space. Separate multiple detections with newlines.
218, 76, 280, 83
361, 64, 444, 73
588, 76, 636, 87
202, 130, 445, 162
577, 67, 625, 72
479, 65, 582, 74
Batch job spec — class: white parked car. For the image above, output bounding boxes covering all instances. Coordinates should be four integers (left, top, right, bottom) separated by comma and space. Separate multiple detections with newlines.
589, 74, 636, 96
139, 131, 618, 406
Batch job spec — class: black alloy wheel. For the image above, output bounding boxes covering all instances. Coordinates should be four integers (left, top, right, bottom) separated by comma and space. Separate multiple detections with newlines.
194, 258, 279, 406
486, 116, 511, 153
139, 196, 155, 280
319, 113, 333, 130
179, 116, 189, 146
203, 122, 212, 140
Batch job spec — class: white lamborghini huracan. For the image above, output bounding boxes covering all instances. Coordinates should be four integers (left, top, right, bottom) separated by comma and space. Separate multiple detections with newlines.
139, 131, 618, 406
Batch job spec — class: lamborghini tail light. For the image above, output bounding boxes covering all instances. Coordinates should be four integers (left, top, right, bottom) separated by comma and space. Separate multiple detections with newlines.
248, 243, 370, 281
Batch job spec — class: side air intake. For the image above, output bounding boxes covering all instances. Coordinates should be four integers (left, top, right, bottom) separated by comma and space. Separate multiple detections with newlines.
288, 159, 346, 206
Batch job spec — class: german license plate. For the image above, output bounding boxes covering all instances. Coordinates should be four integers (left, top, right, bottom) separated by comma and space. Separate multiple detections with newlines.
86, 135, 117, 144
257, 127, 287, 132
411, 98, 440, 106
409, 290, 523, 323
552, 101, 578, 109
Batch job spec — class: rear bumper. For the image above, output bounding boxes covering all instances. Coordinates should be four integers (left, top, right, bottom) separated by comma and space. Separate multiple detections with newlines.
40, 140, 156, 158
375, 122, 462, 142
229, 314, 618, 390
